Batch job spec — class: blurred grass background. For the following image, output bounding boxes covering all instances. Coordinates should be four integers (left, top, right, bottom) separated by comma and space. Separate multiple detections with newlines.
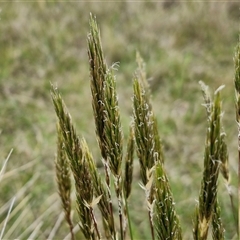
0, 1, 239, 239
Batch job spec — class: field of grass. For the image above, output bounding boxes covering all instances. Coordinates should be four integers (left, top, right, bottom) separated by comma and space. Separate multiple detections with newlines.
0, 2, 239, 239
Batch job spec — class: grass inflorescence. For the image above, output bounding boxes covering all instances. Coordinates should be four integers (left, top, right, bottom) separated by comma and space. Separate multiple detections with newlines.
55, 124, 74, 240
193, 82, 226, 240
50, 14, 238, 240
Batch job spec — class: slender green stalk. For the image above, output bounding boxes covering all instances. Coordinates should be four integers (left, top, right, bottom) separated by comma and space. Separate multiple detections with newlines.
123, 125, 135, 200
55, 123, 74, 240
193, 83, 225, 240
234, 41, 240, 237
123, 195, 133, 240
123, 126, 135, 240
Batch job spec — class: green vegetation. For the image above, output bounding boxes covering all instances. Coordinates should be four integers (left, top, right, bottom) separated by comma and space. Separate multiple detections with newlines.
0, 2, 239, 239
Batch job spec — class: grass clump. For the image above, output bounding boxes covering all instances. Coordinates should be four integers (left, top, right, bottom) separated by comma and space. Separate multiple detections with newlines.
51, 14, 237, 240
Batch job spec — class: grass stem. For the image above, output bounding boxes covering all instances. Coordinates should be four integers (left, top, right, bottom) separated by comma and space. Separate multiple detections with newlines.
234, 41, 240, 238
123, 193, 133, 240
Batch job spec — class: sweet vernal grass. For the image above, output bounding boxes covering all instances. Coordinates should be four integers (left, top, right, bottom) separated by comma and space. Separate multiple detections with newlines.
87, 13, 107, 161
154, 161, 182, 240
133, 55, 181, 239
193, 82, 225, 240
132, 78, 156, 239
133, 76, 182, 240
55, 124, 74, 240
87, 14, 128, 240
51, 14, 236, 240
103, 70, 124, 240
81, 138, 116, 239
51, 87, 96, 239
199, 82, 237, 237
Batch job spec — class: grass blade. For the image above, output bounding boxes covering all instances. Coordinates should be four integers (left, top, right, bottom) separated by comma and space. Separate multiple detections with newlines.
0, 149, 13, 183
0, 197, 15, 240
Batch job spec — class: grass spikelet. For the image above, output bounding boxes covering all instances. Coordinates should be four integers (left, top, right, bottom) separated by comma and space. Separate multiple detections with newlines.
103, 68, 124, 240
88, 13, 125, 240
136, 52, 149, 93
87, 13, 107, 160
55, 123, 74, 240
212, 200, 225, 240
154, 161, 182, 240
132, 77, 156, 239
199, 81, 212, 116
193, 82, 225, 240
133, 78, 155, 186
200, 81, 230, 184
200, 81, 236, 234
103, 69, 123, 178
81, 138, 115, 239
219, 133, 229, 183
133, 73, 181, 239
51, 86, 95, 240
